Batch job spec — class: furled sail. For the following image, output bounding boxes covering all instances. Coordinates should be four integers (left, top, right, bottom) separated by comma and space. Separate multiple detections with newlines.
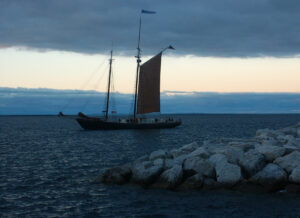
137, 52, 162, 114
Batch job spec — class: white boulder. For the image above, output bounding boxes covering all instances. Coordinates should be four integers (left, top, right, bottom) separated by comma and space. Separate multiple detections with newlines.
228, 141, 255, 152
149, 149, 168, 161
170, 142, 199, 158
180, 173, 204, 190
215, 162, 242, 186
255, 145, 286, 162
183, 156, 215, 178
188, 146, 210, 159
100, 164, 132, 185
274, 151, 300, 173
215, 146, 244, 165
209, 153, 227, 166
289, 166, 300, 184
156, 165, 183, 189
131, 160, 164, 185
238, 149, 266, 177
250, 163, 287, 191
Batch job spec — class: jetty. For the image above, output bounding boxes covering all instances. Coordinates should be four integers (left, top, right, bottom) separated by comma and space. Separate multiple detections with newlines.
95, 123, 300, 193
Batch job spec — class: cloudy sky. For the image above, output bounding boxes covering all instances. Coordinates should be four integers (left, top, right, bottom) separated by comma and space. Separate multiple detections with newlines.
1, 0, 300, 56
1, 0, 300, 114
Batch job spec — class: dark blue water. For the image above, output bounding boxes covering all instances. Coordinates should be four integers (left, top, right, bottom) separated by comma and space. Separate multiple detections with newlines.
1, 114, 300, 217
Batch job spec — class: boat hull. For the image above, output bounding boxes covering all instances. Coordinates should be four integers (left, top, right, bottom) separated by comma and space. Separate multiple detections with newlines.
76, 118, 181, 130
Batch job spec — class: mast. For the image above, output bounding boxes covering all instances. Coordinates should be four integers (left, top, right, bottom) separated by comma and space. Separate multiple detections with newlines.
133, 16, 142, 121
105, 50, 113, 120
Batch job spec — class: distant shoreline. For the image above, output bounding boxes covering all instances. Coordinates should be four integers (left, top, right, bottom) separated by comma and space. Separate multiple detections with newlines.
1, 113, 300, 117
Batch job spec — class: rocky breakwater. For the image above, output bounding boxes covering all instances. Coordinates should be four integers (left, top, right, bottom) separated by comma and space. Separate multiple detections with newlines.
96, 123, 300, 193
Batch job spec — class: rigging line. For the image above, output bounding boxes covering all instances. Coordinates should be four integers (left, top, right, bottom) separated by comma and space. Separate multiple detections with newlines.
80, 64, 108, 112
59, 57, 107, 112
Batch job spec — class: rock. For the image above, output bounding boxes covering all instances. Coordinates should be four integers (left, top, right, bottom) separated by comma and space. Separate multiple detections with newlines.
238, 149, 266, 178
249, 163, 287, 192
283, 143, 300, 154
179, 173, 204, 190
215, 162, 243, 186
149, 149, 168, 161
289, 166, 300, 184
255, 129, 277, 141
209, 153, 227, 166
153, 158, 165, 167
164, 158, 175, 170
204, 143, 227, 155
173, 154, 189, 166
155, 165, 183, 189
261, 138, 280, 147
274, 151, 300, 173
170, 142, 199, 158
279, 127, 297, 137
188, 146, 210, 159
216, 146, 244, 165
134, 154, 149, 164
202, 178, 222, 190
276, 135, 288, 144
227, 141, 255, 152
297, 128, 300, 137
131, 160, 164, 185
255, 145, 286, 162
183, 156, 215, 178
100, 164, 132, 185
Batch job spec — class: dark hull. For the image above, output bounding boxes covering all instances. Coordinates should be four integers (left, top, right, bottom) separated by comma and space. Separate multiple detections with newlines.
76, 118, 181, 130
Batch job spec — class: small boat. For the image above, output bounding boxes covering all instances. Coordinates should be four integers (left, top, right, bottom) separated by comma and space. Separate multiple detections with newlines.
75, 12, 181, 130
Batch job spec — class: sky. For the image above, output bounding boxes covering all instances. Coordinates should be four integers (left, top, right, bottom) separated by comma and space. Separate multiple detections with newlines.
1, 0, 300, 114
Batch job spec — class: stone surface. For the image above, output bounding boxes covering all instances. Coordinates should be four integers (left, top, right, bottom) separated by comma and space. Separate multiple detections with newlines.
209, 154, 227, 166
173, 154, 189, 166
179, 173, 204, 190
170, 142, 199, 158
249, 163, 287, 191
255, 145, 286, 162
202, 178, 222, 190
97, 123, 300, 193
238, 149, 266, 178
188, 146, 210, 159
100, 164, 132, 185
216, 146, 244, 165
183, 156, 215, 178
149, 149, 168, 161
155, 165, 183, 189
131, 161, 164, 185
274, 151, 300, 173
215, 162, 243, 186
227, 141, 255, 152
153, 158, 164, 167
283, 143, 300, 154
289, 166, 300, 184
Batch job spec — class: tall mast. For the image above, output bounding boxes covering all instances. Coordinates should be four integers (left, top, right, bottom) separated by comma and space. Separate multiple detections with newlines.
133, 16, 142, 121
105, 50, 113, 120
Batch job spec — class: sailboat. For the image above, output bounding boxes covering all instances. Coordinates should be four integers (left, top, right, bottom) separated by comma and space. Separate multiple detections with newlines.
75, 13, 181, 130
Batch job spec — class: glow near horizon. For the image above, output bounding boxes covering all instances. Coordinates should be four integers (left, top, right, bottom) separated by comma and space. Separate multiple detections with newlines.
1, 47, 300, 94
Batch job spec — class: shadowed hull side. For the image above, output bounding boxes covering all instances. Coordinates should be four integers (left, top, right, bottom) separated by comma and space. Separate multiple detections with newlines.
76, 118, 181, 130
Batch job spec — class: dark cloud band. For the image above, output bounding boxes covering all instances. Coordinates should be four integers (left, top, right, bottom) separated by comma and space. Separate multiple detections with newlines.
1, 0, 300, 57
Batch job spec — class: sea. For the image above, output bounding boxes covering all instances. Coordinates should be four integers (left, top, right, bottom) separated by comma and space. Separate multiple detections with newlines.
1, 114, 300, 217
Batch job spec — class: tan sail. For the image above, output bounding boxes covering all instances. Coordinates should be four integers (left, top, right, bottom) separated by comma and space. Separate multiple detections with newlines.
137, 52, 162, 114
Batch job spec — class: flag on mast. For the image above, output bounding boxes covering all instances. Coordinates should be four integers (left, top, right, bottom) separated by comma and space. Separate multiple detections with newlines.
141, 9, 156, 14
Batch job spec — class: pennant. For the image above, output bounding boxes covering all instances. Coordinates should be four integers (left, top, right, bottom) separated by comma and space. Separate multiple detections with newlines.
141, 9, 156, 14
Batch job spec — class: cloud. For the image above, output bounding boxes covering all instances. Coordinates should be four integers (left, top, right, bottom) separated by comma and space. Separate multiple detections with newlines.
1, 0, 300, 57
0, 87, 300, 115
